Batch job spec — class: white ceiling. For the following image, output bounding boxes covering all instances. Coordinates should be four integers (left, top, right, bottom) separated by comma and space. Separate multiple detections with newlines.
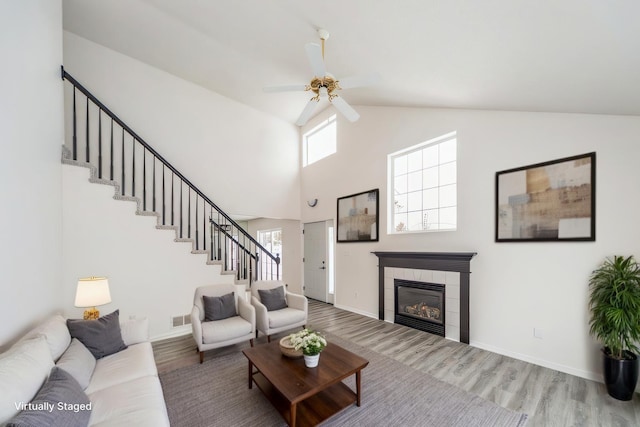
63, 0, 640, 125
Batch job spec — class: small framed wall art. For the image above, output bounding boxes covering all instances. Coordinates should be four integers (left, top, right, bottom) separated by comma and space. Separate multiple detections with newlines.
337, 189, 379, 242
495, 152, 595, 242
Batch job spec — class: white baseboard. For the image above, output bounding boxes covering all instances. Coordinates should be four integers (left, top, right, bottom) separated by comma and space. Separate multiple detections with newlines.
150, 326, 191, 343
470, 339, 602, 383
333, 304, 377, 319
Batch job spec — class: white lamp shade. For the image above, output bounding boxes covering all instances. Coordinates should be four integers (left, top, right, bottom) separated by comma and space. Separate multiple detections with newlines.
74, 277, 111, 308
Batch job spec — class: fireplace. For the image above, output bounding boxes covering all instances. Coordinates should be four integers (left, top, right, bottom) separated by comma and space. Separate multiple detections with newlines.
395, 279, 445, 336
373, 252, 476, 343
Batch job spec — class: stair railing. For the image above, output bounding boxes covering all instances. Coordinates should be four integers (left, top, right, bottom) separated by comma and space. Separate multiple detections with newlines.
61, 66, 280, 283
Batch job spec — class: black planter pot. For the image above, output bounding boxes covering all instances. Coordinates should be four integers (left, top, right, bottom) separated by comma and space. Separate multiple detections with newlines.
602, 348, 639, 401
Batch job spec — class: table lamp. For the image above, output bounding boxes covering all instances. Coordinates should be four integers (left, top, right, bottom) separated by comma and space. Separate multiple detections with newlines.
74, 277, 111, 320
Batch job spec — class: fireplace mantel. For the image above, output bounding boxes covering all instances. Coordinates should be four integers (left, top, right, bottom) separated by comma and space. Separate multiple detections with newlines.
373, 251, 477, 343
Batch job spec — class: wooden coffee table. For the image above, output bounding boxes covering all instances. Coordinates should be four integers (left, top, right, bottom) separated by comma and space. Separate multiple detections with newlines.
242, 339, 369, 427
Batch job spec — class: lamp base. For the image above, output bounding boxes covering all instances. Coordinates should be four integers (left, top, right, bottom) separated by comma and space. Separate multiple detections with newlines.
83, 307, 100, 320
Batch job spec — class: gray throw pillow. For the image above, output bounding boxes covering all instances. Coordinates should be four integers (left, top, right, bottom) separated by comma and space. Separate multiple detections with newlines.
6, 366, 91, 427
258, 287, 288, 311
67, 310, 127, 359
203, 292, 237, 321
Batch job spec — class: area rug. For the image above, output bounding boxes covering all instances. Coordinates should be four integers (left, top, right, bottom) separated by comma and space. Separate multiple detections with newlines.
159, 334, 528, 426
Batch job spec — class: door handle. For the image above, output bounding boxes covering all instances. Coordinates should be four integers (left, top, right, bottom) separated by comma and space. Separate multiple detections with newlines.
319, 261, 326, 270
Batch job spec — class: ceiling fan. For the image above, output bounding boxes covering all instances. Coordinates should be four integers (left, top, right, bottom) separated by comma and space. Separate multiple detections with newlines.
264, 28, 380, 126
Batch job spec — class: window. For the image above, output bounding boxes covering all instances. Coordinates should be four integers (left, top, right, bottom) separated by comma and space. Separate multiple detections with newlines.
303, 115, 336, 166
258, 228, 282, 277
388, 132, 457, 233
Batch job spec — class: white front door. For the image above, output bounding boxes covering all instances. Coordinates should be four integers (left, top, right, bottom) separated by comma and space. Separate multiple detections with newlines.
303, 221, 328, 302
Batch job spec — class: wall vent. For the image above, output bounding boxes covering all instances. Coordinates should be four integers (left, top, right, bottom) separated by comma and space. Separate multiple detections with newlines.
171, 314, 191, 328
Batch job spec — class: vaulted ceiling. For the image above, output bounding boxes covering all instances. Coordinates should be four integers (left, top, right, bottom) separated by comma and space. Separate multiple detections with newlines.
63, 0, 640, 125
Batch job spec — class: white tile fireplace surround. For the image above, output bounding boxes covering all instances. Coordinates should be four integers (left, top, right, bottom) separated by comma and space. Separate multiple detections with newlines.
384, 268, 462, 341
373, 252, 476, 344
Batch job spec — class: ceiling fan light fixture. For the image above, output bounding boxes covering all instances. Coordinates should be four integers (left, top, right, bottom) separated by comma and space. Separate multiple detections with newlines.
264, 27, 379, 126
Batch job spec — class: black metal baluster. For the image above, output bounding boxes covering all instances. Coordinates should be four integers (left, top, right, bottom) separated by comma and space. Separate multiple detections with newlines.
162, 164, 166, 225
98, 110, 102, 179
86, 96, 90, 163
217, 213, 222, 260
121, 128, 125, 196
152, 158, 156, 212
209, 207, 213, 261
188, 188, 191, 238
109, 119, 114, 180
142, 148, 146, 211
132, 138, 135, 198
202, 202, 206, 253
195, 195, 199, 250
72, 88, 77, 160
171, 174, 174, 226
179, 182, 183, 238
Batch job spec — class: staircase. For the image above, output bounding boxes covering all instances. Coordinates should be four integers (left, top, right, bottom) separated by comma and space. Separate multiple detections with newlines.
60, 67, 280, 284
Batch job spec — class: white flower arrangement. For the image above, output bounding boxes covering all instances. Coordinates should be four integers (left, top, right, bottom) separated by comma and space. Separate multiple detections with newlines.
288, 328, 327, 356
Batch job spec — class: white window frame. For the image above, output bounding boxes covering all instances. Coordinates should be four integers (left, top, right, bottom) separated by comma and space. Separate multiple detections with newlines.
302, 114, 337, 167
387, 131, 457, 234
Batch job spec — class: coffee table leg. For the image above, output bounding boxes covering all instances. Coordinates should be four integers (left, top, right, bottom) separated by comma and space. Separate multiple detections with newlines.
290, 403, 297, 427
356, 370, 362, 407
248, 360, 253, 389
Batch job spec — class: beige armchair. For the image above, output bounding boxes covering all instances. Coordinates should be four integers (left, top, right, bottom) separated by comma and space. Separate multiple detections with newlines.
191, 283, 255, 364
250, 280, 307, 342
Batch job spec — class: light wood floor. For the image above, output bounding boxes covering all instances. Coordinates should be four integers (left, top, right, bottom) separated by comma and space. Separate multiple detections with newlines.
152, 300, 640, 426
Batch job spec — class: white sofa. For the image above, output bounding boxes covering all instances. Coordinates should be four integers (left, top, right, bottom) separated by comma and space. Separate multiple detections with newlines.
0, 313, 169, 427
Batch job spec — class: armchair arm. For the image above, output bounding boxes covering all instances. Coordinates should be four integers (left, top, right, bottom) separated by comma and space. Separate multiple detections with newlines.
238, 297, 256, 330
286, 292, 308, 314
191, 306, 203, 346
251, 295, 269, 333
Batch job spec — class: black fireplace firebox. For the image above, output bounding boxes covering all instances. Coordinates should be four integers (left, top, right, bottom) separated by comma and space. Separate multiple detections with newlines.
395, 279, 445, 337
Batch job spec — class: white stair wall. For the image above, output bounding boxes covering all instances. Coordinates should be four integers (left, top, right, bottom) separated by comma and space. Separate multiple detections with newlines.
61, 163, 238, 341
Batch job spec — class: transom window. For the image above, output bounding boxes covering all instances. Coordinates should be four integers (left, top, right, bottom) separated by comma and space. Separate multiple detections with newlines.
303, 115, 336, 166
388, 132, 457, 233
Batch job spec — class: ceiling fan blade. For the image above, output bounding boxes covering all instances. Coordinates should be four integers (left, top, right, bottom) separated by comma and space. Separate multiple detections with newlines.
337, 72, 382, 89
331, 96, 360, 122
305, 43, 326, 77
263, 84, 307, 93
296, 99, 319, 126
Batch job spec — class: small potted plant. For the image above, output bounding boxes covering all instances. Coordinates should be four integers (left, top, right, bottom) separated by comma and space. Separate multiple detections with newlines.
588, 255, 640, 400
289, 328, 327, 368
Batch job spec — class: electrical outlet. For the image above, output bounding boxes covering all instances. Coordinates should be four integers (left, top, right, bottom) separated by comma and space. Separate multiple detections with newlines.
534, 328, 544, 339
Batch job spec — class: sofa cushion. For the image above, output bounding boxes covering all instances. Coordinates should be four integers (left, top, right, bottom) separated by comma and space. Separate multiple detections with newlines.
120, 318, 149, 346
21, 314, 71, 361
6, 366, 91, 427
202, 316, 252, 344
258, 287, 288, 311
84, 342, 158, 395
67, 310, 127, 359
87, 376, 169, 427
268, 307, 307, 329
56, 338, 96, 390
203, 292, 237, 321
0, 336, 54, 424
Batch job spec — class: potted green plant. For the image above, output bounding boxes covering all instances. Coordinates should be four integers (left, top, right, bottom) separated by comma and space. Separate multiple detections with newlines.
289, 328, 327, 368
588, 255, 640, 400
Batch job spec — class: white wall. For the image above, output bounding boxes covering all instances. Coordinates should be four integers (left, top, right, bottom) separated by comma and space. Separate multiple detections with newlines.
247, 218, 303, 294
62, 31, 300, 220
300, 105, 640, 382
62, 165, 238, 340
60, 32, 302, 340
0, 1, 64, 347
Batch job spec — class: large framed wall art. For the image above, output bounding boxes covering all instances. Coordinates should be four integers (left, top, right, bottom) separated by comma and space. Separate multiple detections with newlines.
495, 152, 595, 242
337, 189, 379, 242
